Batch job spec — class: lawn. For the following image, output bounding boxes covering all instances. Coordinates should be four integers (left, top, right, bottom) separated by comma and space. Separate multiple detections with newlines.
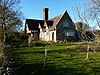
13, 42, 100, 75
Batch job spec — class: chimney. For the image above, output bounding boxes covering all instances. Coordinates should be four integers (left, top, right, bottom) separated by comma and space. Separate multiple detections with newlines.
43, 8, 49, 21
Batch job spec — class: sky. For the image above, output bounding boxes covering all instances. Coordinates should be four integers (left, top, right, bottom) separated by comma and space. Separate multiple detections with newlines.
20, 0, 85, 24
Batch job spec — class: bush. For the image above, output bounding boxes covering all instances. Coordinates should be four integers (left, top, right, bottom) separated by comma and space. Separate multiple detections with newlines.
0, 40, 3, 66
13, 39, 28, 48
11, 32, 28, 48
29, 41, 48, 46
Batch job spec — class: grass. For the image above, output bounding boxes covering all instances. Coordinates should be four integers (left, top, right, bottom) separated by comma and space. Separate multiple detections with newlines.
11, 42, 100, 75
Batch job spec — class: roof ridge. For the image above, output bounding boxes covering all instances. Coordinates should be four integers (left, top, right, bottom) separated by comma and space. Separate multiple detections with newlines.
49, 14, 63, 21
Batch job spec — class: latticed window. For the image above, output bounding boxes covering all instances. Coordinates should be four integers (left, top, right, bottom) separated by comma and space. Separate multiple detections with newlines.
65, 31, 74, 36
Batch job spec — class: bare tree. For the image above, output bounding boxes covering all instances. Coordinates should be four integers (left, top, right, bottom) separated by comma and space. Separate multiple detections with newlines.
0, 0, 23, 74
86, 0, 100, 28
73, 0, 100, 60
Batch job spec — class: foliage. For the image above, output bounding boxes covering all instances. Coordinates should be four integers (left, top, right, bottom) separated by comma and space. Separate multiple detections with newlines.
94, 30, 100, 40
75, 22, 95, 41
75, 22, 91, 31
0, 0, 23, 74
0, 36, 3, 67
0, 0, 23, 44
0, 40, 3, 66
29, 41, 48, 46
11, 31, 28, 47
85, 31, 95, 40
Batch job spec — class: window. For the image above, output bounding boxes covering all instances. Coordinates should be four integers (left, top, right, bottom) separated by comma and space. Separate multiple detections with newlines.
65, 31, 74, 36
63, 20, 69, 27
40, 33, 42, 36
46, 32, 49, 36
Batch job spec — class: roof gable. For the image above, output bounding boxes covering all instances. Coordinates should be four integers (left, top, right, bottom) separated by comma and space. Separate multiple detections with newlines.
25, 10, 74, 31
49, 14, 63, 30
49, 10, 74, 30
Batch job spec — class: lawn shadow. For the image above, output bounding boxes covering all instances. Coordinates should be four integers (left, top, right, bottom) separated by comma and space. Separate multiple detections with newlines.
13, 47, 45, 55
16, 63, 43, 75
16, 62, 100, 75
55, 43, 80, 46
14, 47, 100, 75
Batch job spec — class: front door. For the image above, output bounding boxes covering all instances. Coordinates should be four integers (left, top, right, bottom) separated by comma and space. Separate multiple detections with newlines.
52, 32, 54, 41
34, 32, 39, 40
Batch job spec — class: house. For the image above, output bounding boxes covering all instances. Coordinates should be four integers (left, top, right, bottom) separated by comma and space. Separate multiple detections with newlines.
25, 8, 78, 44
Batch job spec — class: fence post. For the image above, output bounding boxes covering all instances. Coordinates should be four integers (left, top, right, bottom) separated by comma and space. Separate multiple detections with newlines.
86, 45, 89, 60
44, 47, 48, 67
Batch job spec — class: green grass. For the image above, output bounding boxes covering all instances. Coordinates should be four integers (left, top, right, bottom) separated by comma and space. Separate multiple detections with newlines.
13, 42, 100, 75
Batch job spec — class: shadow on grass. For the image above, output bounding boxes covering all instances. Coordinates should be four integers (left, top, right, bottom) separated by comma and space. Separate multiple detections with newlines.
13, 47, 100, 75
14, 48, 78, 57
16, 63, 43, 75
13, 47, 45, 55
16, 62, 100, 75
55, 43, 80, 46
15, 49, 100, 75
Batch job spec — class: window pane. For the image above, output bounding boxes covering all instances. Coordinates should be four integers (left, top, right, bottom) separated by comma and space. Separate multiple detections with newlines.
65, 31, 74, 36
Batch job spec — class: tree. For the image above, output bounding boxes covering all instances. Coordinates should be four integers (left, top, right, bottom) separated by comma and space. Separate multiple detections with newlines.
0, 0, 23, 41
0, 0, 23, 74
86, 0, 100, 28
75, 22, 94, 41
73, 0, 100, 60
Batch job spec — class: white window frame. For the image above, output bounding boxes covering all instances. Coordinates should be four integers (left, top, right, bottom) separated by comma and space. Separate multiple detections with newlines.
65, 31, 74, 36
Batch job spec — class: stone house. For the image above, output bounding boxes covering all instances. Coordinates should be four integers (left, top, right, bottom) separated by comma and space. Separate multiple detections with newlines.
25, 8, 78, 43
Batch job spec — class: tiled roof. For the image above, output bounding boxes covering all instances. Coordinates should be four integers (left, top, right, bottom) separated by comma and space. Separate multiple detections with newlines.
26, 19, 53, 30
25, 11, 65, 31
49, 14, 63, 30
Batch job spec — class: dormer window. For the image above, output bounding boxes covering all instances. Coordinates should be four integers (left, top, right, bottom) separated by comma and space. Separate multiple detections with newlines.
63, 20, 69, 27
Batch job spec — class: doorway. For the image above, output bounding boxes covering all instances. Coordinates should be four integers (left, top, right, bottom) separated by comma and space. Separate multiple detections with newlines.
52, 32, 54, 41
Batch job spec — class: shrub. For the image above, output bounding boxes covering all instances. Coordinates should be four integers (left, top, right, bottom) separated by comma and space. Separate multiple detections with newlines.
0, 40, 3, 66
29, 41, 48, 46
13, 39, 28, 48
